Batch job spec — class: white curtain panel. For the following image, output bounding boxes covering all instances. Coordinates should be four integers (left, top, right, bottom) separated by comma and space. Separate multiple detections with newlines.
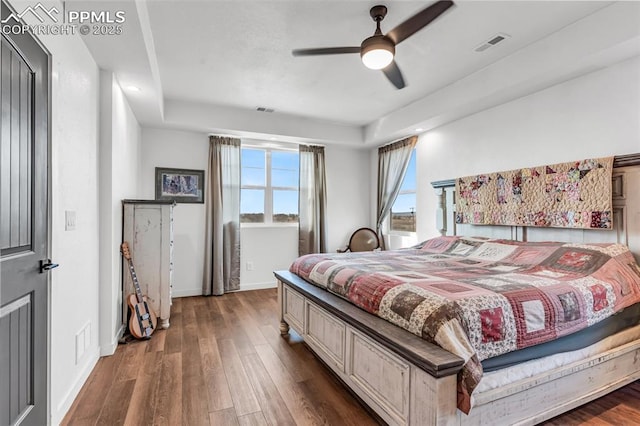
203, 136, 241, 295
376, 135, 418, 250
299, 145, 327, 255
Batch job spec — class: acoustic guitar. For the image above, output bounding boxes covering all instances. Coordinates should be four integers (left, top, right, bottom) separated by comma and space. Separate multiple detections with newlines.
121, 242, 158, 339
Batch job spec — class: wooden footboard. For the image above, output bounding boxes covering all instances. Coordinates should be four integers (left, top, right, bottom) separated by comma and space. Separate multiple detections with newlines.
276, 271, 462, 426
275, 270, 640, 426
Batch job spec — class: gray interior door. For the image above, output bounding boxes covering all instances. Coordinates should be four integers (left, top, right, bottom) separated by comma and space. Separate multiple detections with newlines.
0, 1, 50, 424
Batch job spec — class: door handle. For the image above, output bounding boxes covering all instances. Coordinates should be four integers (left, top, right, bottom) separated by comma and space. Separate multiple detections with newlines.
40, 259, 59, 273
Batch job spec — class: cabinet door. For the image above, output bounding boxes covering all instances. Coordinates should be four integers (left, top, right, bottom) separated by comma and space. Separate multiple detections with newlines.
347, 328, 410, 424
282, 285, 305, 333
123, 203, 173, 328
305, 302, 346, 371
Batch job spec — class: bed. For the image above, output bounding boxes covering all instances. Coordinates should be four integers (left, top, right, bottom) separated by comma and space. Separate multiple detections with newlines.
274, 154, 640, 426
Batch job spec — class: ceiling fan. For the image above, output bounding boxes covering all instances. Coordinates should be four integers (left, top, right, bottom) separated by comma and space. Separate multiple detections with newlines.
292, 1, 454, 90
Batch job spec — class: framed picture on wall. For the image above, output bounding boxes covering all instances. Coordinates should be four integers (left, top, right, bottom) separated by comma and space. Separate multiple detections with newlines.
155, 167, 205, 203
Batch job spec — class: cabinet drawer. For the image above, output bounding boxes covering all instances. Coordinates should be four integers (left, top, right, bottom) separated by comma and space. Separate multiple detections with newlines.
348, 329, 410, 424
305, 302, 346, 371
282, 285, 305, 333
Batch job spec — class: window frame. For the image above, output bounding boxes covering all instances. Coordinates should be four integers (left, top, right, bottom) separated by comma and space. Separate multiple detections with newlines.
389, 149, 417, 235
241, 145, 299, 226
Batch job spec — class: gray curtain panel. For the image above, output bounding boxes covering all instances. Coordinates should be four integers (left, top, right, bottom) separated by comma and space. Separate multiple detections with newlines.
299, 145, 327, 255
203, 136, 241, 295
376, 135, 418, 250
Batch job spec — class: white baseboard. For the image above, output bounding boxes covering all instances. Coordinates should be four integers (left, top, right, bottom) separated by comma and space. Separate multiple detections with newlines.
100, 324, 125, 356
238, 281, 277, 291
171, 282, 276, 298
171, 288, 203, 298
51, 347, 100, 425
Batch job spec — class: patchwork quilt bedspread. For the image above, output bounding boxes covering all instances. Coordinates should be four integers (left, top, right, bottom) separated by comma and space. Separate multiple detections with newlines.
289, 236, 640, 413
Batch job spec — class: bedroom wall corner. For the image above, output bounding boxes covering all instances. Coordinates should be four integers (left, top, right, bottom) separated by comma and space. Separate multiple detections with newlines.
98, 70, 142, 359
325, 144, 372, 252
139, 127, 208, 297
137, 132, 372, 292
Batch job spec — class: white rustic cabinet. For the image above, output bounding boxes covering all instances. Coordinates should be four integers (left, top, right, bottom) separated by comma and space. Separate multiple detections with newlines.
122, 200, 174, 330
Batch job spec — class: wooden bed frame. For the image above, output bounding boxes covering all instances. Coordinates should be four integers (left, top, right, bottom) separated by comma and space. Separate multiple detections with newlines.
275, 154, 640, 426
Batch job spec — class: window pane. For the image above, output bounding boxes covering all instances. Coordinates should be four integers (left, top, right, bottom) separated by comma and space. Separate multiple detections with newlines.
241, 147, 300, 224
242, 148, 265, 186
242, 167, 265, 186
391, 193, 416, 232
242, 148, 265, 168
400, 150, 416, 192
273, 190, 298, 223
241, 189, 264, 223
272, 150, 299, 187
272, 151, 298, 171
272, 169, 298, 188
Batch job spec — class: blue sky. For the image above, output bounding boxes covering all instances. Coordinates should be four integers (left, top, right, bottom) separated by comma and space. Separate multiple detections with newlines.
241, 148, 416, 215
241, 149, 299, 214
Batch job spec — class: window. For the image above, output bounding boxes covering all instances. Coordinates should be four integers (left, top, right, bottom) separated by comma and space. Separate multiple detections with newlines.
390, 149, 416, 232
241, 147, 299, 224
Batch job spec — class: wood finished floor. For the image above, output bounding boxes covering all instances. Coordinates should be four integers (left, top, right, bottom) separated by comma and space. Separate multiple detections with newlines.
62, 290, 640, 426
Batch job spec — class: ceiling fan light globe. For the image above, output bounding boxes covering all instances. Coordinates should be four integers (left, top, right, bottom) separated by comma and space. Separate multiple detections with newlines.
360, 35, 395, 70
362, 49, 394, 70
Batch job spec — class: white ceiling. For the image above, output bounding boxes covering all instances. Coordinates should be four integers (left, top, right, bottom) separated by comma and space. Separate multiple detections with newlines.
79, 1, 640, 145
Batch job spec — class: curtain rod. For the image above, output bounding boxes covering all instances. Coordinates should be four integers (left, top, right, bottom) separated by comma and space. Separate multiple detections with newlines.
378, 134, 418, 149
378, 134, 418, 150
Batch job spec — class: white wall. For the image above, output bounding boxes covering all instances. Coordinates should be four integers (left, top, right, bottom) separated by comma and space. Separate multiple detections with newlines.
325, 145, 372, 251
412, 56, 640, 245
98, 71, 142, 356
49, 46, 100, 426
240, 226, 298, 288
139, 127, 209, 297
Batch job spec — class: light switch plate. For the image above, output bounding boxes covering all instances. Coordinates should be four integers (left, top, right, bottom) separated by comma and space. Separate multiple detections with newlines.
65, 210, 76, 231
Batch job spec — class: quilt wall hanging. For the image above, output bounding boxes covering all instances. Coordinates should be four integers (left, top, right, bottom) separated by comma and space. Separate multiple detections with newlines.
455, 157, 614, 229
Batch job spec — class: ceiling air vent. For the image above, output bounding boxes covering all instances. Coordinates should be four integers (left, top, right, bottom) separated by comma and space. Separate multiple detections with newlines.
474, 33, 510, 52
256, 107, 275, 113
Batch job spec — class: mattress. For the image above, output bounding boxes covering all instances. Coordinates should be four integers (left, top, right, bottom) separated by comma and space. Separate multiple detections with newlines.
482, 302, 640, 372
289, 236, 640, 413
476, 322, 640, 398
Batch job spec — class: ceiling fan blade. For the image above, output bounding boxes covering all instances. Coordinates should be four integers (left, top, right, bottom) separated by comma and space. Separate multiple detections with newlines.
382, 61, 405, 89
386, 0, 454, 45
292, 47, 360, 56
